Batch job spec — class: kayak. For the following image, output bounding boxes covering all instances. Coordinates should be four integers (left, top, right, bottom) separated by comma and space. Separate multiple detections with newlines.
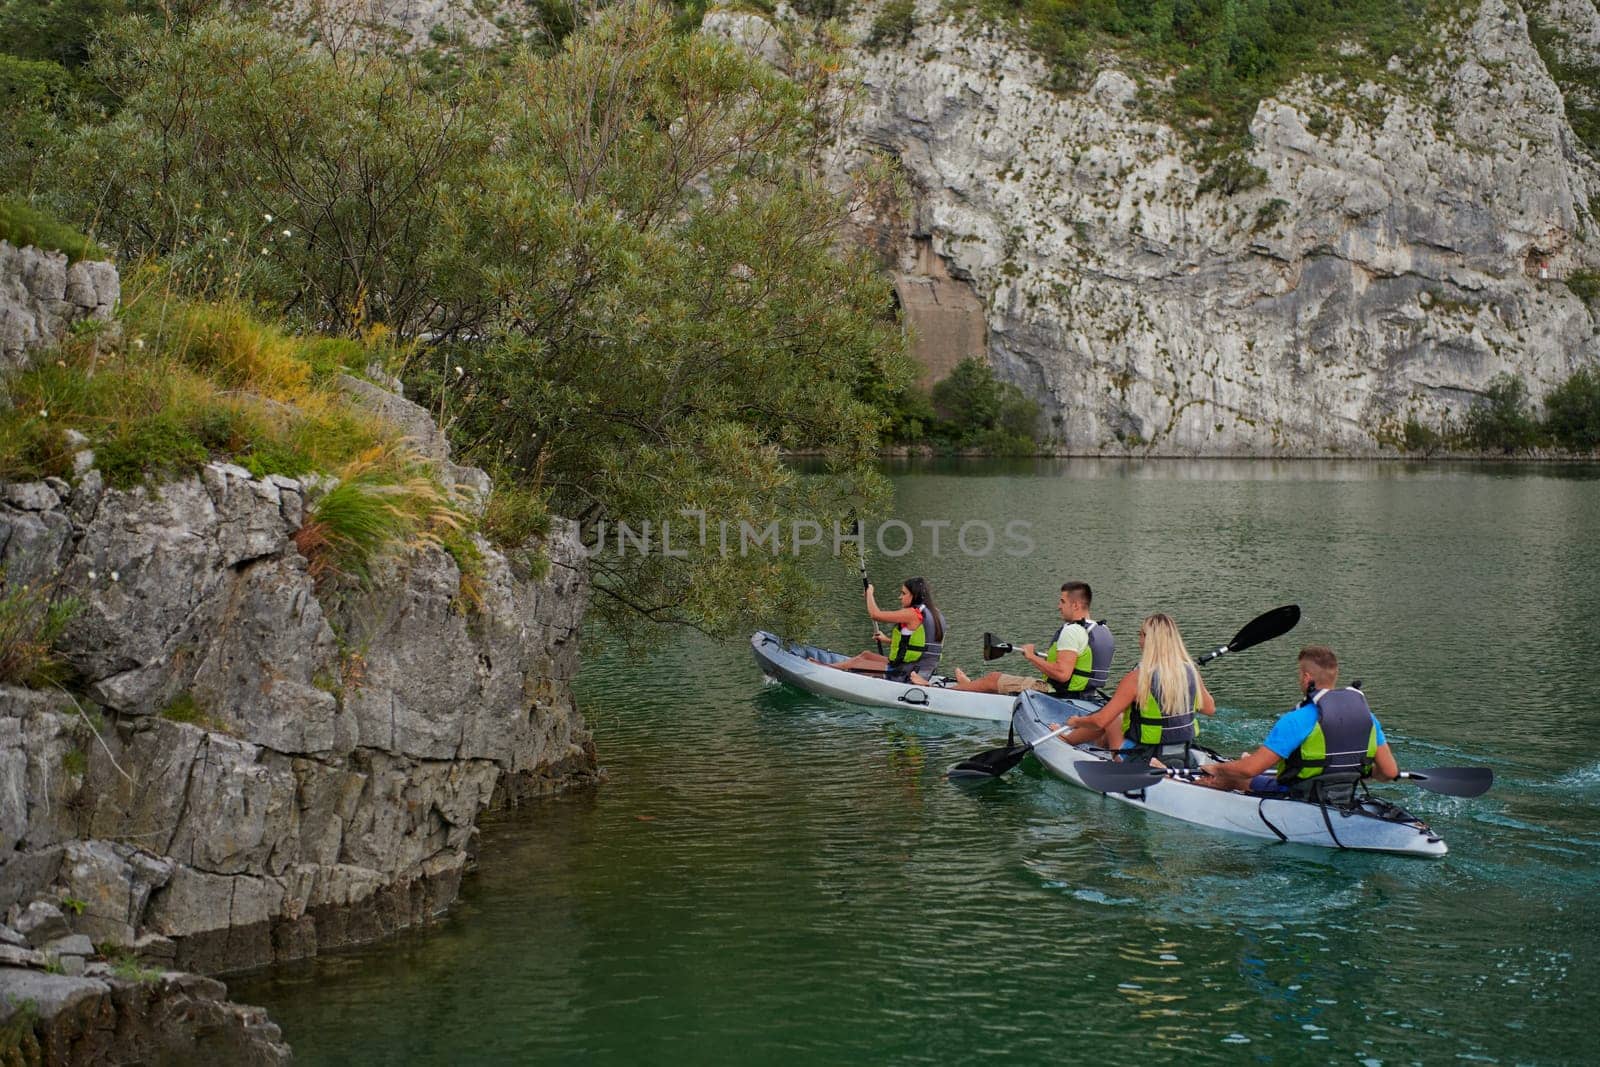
750, 630, 1102, 723
1011, 690, 1449, 857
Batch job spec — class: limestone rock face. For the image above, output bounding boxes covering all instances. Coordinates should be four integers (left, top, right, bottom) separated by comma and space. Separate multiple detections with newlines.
0, 241, 118, 374
0, 463, 595, 974
735, 0, 1600, 453
2, 258, 596, 993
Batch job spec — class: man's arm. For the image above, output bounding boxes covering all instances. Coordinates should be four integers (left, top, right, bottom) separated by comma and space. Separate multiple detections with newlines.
1372, 743, 1399, 782
1022, 645, 1076, 685
1198, 746, 1280, 790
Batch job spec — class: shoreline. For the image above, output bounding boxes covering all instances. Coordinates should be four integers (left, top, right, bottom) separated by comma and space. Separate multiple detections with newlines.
783, 447, 1600, 464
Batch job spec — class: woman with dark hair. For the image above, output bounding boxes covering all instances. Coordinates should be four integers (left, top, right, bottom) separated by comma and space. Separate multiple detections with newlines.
822, 577, 946, 684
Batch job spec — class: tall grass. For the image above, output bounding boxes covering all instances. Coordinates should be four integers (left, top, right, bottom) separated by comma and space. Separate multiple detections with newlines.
293, 445, 467, 587
0, 265, 398, 488
0, 577, 79, 688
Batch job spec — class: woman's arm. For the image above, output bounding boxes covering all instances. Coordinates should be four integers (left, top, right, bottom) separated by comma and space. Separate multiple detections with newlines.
1069, 672, 1137, 729
863, 585, 921, 628
1197, 679, 1217, 717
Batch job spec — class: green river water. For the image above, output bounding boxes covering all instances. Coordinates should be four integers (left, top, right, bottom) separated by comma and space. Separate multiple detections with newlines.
234, 460, 1600, 1064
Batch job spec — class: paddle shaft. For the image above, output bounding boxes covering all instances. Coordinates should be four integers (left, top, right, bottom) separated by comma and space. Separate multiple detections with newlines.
852, 519, 880, 647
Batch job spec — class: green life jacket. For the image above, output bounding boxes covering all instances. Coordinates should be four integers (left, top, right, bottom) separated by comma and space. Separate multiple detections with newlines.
1121, 665, 1200, 746
887, 604, 942, 675
1045, 619, 1113, 697
1276, 688, 1378, 790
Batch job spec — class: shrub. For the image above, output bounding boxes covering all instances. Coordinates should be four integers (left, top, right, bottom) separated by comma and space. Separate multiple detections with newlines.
0, 197, 103, 261
1565, 269, 1600, 308
1401, 416, 1445, 457
865, 0, 915, 48
482, 482, 552, 549
1543, 366, 1600, 452
1463, 373, 1538, 453
0, 579, 79, 688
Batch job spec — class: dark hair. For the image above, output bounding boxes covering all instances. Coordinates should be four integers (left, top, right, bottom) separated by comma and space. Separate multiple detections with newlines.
903, 576, 944, 642
1298, 645, 1339, 685
1061, 581, 1092, 607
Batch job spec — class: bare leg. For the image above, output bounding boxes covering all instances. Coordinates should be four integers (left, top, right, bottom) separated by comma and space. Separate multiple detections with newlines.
949, 672, 1007, 693
955, 667, 971, 683
818, 651, 890, 673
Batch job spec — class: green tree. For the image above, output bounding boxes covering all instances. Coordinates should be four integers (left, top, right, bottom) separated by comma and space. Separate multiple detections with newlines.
417, 3, 905, 635
58, 13, 487, 336
1463, 373, 1538, 453
929, 357, 1041, 453
1543, 366, 1600, 452
31, 2, 910, 639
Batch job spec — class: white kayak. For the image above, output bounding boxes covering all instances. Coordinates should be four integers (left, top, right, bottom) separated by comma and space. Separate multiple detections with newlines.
1011, 690, 1449, 857
750, 630, 1101, 723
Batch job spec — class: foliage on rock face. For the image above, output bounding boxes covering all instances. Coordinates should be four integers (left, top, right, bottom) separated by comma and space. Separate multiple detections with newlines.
1526, 6, 1600, 159
15, 2, 910, 639
866, 0, 915, 49
964, 0, 1435, 178
0, 577, 79, 688
0, 271, 397, 488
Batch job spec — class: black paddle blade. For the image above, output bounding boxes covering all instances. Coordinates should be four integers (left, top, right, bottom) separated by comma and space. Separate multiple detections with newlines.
1224, 604, 1301, 656
1073, 760, 1169, 793
1402, 766, 1494, 798
947, 743, 1031, 779
981, 632, 1012, 662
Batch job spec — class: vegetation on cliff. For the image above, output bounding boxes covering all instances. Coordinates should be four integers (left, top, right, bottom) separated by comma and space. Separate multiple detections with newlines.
2, 0, 914, 640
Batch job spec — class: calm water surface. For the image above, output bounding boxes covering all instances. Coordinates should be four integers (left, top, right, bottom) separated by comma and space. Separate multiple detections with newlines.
235, 460, 1600, 1064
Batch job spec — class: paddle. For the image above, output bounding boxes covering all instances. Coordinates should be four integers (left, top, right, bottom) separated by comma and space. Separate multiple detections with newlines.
851, 518, 883, 649
1073, 760, 1493, 798
984, 606, 1301, 665
947, 604, 1302, 780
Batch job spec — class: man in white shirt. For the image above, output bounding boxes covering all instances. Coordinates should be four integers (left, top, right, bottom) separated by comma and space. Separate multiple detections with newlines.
951, 582, 1113, 698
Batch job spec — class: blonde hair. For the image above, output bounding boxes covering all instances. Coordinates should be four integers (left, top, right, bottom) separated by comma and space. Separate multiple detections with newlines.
1136, 613, 1197, 719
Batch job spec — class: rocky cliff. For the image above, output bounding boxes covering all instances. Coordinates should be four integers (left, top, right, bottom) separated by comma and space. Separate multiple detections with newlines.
714, 0, 1600, 453
1, 250, 597, 1061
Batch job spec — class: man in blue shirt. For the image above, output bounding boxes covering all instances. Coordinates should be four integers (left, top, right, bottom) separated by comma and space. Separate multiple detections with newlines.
1200, 645, 1399, 794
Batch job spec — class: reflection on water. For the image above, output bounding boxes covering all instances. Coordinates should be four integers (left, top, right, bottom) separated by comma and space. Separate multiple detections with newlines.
235, 461, 1598, 1064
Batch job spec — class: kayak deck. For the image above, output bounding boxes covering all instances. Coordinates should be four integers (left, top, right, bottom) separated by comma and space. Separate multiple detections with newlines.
1012, 691, 1449, 857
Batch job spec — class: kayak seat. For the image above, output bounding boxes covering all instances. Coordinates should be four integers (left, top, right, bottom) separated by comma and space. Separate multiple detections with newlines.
1287, 771, 1363, 809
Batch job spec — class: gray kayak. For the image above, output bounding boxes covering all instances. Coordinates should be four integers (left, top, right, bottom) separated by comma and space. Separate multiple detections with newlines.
753, 630, 1028, 722
1012, 690, 1449, 857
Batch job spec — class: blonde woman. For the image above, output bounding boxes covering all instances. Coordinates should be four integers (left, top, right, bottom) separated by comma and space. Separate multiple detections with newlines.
1059, 613, 1216, 765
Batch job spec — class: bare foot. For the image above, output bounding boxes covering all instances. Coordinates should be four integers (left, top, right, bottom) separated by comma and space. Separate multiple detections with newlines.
955, 667, 971, 683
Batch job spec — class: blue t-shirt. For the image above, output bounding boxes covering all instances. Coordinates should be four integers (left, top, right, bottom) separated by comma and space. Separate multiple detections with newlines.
1262, 702, 1387, 758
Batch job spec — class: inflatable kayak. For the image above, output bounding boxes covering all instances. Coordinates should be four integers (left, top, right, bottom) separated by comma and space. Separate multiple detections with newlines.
1011, 690, 1449, 857
751, 630, 1102, 723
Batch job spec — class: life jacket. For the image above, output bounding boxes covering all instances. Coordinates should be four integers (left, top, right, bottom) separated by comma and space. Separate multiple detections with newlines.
1121, 664, 1200, 748
1047, 619, 1114, 697
887, 604, 943, 676
1276, 688, 1378, 802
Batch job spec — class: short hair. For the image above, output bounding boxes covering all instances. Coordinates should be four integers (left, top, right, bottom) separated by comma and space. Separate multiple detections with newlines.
1298, 645, 1339, 685
1061, 581, 1092, 607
